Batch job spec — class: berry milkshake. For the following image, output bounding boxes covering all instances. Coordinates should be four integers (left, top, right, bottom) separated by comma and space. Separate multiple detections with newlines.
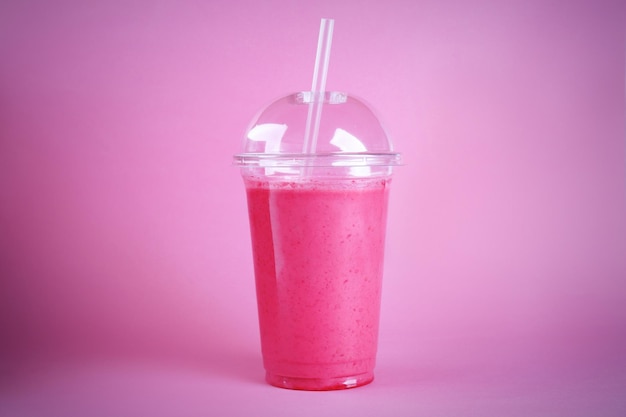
245, 177, 390, 390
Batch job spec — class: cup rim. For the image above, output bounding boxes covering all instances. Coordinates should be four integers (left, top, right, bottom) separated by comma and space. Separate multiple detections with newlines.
233, 152, 402, 167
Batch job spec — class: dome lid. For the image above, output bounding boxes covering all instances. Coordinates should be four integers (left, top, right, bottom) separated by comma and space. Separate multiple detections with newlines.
234, 91, 400, 168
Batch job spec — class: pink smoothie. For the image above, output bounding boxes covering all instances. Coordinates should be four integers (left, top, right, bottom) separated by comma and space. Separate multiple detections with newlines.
244, 177, 390, 390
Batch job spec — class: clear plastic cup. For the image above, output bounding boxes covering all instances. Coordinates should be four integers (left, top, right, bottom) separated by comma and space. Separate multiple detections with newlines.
234, 91, 400, 390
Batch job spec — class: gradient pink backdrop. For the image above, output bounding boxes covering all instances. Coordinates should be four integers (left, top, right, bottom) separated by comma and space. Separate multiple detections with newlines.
1, 0, 625, 416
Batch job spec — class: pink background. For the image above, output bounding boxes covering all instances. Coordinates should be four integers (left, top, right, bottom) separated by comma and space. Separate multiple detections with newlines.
1, 0, 625, 416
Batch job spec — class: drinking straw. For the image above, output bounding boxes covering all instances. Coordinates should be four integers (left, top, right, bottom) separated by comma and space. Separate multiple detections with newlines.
303, 18, 334, 154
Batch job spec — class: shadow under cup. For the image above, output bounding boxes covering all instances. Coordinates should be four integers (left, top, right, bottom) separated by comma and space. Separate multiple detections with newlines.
234, 92, 400, 390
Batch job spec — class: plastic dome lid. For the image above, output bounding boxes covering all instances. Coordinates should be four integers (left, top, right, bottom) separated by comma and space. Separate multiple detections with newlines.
234, 91, 401, 168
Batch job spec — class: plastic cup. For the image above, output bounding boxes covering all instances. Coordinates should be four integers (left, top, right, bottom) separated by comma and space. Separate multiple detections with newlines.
234, 91, 401, 390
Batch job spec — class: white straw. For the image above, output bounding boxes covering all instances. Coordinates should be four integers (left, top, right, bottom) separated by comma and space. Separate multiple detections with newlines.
303, 18, 334, 154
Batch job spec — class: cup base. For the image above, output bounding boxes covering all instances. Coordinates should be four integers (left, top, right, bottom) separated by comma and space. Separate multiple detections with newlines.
265, 371, 374, 391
